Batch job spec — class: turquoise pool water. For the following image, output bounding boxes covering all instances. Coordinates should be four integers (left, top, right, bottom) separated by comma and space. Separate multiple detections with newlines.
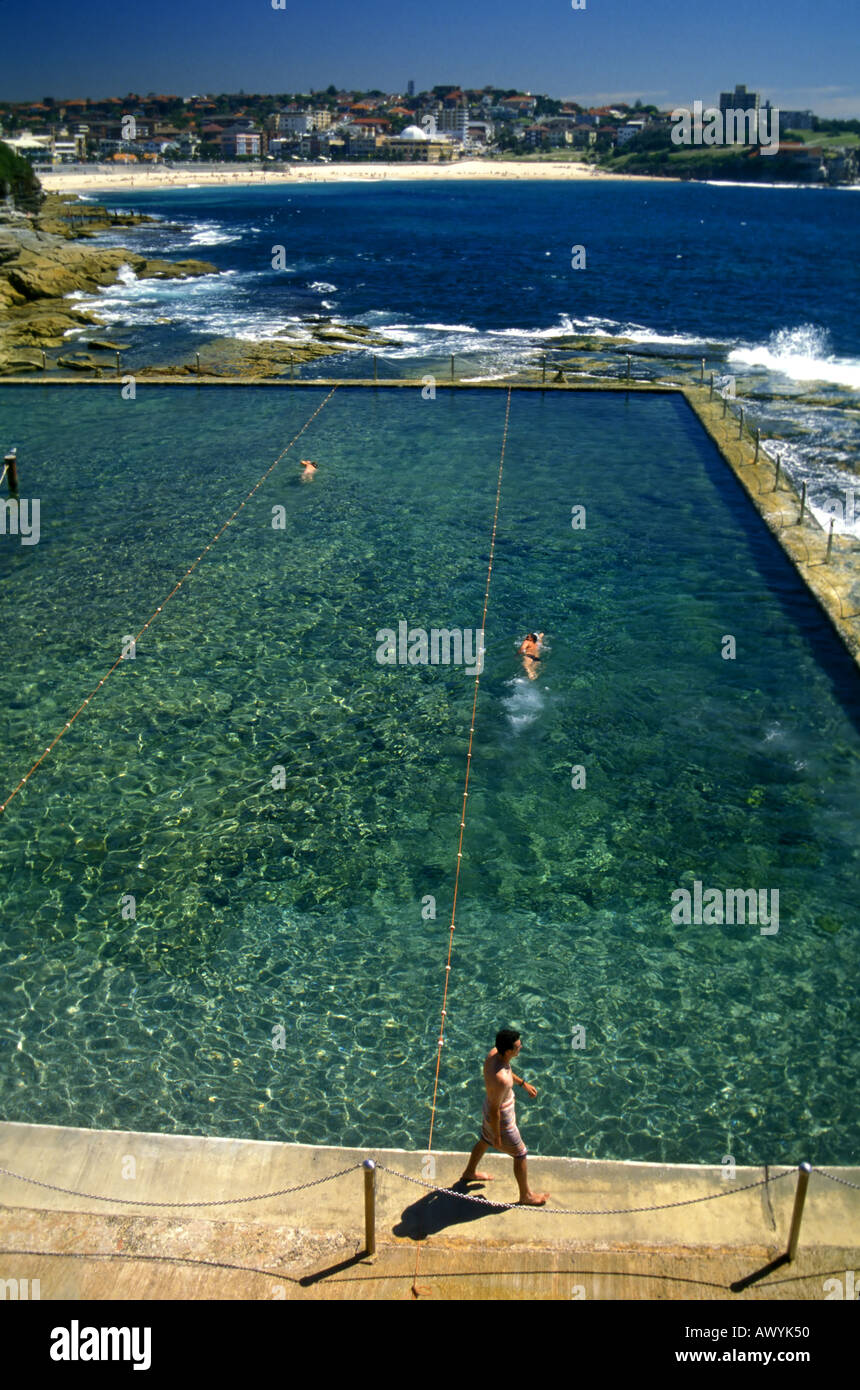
0, 385, 857, 1165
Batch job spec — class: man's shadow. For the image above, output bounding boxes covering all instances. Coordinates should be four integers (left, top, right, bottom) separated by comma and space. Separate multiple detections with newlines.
393, 1180, 513, 1241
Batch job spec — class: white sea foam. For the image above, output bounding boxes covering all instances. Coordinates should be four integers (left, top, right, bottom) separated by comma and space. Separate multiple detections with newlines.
728, 325, 860, 391
702, 180, 830, 191
186, 222, 243, 246
64, 263, 266, 335
422, 322, 480, 333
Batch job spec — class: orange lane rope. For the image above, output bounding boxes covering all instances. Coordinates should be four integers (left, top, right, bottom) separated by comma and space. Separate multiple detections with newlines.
0, 386, 338, 816
411, 385, 512, 1298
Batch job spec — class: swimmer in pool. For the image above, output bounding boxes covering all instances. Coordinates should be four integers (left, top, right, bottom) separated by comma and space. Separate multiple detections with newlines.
299, 459, 318, 481
518, 631, 544, 681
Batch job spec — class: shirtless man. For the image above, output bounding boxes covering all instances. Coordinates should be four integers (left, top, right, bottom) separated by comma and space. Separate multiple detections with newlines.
517, 632, 544, 682
299, 459, 318, 481
460, 1029, 549, 1206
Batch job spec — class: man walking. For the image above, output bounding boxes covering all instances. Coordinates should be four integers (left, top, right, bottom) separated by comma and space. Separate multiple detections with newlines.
460, 1029, 549, 1206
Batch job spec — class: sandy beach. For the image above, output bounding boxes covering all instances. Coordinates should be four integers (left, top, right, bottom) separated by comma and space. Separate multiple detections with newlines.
39, 158, 648, 194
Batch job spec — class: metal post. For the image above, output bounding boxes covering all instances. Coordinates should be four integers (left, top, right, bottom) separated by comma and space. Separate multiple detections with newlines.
709, 372, 714, 401
542, 355, 546, 385
626, 353, 631, 380
196, 352, 201, 376
450, 354, 455, 382
799, 481, 807, 524
363, 1158, 376, 1257
786, 1162, 812, 1262
116, 351, 121, 377
754, 428, 760, 464
722, 394, 727, 419
290, 353, 295, 380
373, 355, 378, 383
826, 517, 835, 564
700, 358, 705, 383
774, 454, 781, 490
4, 449, 18, 498
41, 351, 47, 370
738, 408, 744, 440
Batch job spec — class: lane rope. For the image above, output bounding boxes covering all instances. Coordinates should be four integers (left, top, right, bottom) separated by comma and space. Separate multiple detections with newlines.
412, 385, 512, 1297
0, 387, 338, 816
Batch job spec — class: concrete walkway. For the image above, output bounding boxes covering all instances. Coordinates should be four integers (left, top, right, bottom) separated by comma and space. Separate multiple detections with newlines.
1, 1122, 857, 1300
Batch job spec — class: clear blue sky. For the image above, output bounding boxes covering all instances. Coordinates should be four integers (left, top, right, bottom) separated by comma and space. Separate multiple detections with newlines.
2, 0, 858, 116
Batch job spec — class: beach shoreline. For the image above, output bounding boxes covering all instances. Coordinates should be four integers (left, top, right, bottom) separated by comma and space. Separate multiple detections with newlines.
39, 158, 663, 194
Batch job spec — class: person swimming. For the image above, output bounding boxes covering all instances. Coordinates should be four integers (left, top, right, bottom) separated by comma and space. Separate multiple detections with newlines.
299, 459, 318, 481
517, 631, 544, 681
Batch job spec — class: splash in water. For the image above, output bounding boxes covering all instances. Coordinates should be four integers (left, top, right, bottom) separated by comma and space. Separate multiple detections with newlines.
503, 676, 545, 732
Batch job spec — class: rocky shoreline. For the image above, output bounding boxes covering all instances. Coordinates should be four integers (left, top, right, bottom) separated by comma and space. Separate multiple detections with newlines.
0, 192, 399, 377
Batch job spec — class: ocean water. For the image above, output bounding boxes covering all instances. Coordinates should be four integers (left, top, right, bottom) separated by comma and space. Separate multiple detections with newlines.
67, 178, 860, 537
0, 385, 857, 1165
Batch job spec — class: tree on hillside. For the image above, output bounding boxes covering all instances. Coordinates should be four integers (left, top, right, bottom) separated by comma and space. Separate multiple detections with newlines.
0, 140, 43, 211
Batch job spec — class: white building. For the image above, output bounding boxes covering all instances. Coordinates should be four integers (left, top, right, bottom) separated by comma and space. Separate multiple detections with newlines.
2, 131, 52, 163
275, 110, 332, 136
617, 120, 647, 145
436, 106, 469, 142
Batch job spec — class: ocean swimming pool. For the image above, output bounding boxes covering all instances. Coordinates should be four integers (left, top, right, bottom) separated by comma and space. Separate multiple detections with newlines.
0, 384, 857, 1164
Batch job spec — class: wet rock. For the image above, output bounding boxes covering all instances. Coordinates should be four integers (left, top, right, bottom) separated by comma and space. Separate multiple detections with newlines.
5, 305, 97, 346
56, 354, 100, 371
0, 350, 46, 375
552, 334, 636, 351
139, 258, 217, 280
0, 216, 215, 353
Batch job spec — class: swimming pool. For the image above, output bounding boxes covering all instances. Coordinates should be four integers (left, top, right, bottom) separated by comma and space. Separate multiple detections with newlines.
0, 384, 857, 1164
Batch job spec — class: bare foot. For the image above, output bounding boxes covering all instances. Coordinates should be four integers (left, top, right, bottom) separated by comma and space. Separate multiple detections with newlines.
461, 1171, 494, 1182
518, 1191, 549, 1206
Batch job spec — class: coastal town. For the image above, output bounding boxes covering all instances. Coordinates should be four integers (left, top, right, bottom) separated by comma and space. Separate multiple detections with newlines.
1, 81, 858, 183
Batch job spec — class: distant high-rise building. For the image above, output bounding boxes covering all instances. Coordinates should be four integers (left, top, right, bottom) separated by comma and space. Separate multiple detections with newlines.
719, 84, 760, 114
407, 80, 415, 97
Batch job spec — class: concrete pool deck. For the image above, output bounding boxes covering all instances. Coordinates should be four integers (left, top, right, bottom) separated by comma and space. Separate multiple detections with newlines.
1, 1121, 857, 1300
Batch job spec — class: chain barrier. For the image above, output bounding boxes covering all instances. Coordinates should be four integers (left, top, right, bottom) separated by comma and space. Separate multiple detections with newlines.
5, 1158, 851, 1216
0, 1160, 361, 1208
812, 1168, 860, 1191
380, 1162, 797, 1217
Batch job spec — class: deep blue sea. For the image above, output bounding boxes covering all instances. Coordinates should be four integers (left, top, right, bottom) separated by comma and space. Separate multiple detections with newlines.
73, 177, 860, 529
